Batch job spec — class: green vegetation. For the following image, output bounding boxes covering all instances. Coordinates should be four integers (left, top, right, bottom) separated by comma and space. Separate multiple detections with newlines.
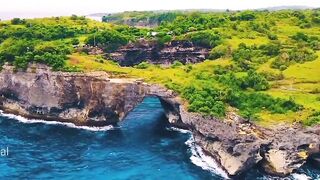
1, 10, 320, 126
0, 16, 109, 70
102, 11, 180, 26
186, 31, 221, 48
304, 111, 320, 126
134, 61, 150, 69
85, 29, 130, 52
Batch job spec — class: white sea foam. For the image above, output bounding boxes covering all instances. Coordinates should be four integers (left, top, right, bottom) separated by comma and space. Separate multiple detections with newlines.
166, 126, 191, 134
185, 135, 230, 179
292, 173, 312, 180
0, 110, 113, 132
167, 126, 229, 179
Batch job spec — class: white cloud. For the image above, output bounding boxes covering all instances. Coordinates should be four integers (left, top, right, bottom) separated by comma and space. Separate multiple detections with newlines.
0, 0, 319, 19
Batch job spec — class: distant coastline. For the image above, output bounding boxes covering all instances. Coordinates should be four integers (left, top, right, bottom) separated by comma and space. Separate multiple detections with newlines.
0, 12, 101, 21
1, 5, 317, 21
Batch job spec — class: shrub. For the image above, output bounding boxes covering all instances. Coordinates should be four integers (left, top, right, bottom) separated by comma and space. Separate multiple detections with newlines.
184, 64, 193, 73
183, 85, 226, 117
232, 43, 268, 70
156, 34, 172, 45
227, 91, 301, 119
238, 11, 256, 21
34, 52, 66, 70
11, 18, 26, 25
304, 112, 320, 126
71, 38, 80, 45
209, 44, 231, 59
34, 41, 72, 55
260, 71, 284, 81
240, 70, 270, 91
134, 61, 150, 69
300, 22, 312, 29
171, 61, 183, 68
14, 56, 29, 69
271, 47, 317, 70
85, 30, 129, 52
291, 32, 309, 42
267, 33, 278, 40
186, 31, 221, 48
259, 42, 281, 56
312, 16, 320, 24
289, 47, 317, 63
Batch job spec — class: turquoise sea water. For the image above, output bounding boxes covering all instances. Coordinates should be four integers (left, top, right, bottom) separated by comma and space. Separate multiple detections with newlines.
0, 97, 318, 179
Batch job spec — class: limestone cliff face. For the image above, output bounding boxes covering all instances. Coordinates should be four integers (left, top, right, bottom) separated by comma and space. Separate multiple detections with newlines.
0, 65, 148, 126
108, 40, 209, 66
0, 64, 319, 177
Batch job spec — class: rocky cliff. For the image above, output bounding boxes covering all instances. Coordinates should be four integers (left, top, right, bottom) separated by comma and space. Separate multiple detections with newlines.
108, 40, 209, 66
0, 64, 148, 126
0, 64, 319, 178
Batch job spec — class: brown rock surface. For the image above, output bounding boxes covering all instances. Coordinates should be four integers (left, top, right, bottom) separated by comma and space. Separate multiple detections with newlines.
0, 64, 147, 126
108, 40, 210, 66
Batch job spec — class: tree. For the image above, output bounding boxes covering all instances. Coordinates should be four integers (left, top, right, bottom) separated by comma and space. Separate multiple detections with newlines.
34, 52, 66, 70
241, 70, 269, 91
85, 30, 129, 52
156, 32, 172, 46
0, 38, 34, 62
209, 44, 232, 59
291, 32, 309, 42
11, 18, 26, 25
186, 31, 221, 48
34, 41, 72, 55
238, 11, 256, 21
259, 42, 281, 56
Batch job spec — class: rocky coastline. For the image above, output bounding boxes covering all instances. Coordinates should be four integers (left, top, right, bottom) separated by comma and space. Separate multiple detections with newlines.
0, 64, 319, 178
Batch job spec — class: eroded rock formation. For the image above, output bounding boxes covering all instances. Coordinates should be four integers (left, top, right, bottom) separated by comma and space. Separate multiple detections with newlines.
0, 64, 319, 178
0, 64, 148, 126
108, 40, 209, 66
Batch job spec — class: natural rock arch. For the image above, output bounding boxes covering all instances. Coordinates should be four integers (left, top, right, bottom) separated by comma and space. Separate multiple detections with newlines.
0, 64, 319, 178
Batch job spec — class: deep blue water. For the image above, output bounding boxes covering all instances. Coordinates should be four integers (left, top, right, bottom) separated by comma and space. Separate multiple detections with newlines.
0, 98, 223, 179
0, 97, 319, 179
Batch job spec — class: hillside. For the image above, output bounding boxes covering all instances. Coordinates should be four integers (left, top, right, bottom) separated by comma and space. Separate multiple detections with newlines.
1, 10, 320, 126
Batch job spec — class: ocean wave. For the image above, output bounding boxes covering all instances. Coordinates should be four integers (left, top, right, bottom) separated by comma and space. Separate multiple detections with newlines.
166, 126, 191, 134
167, 126, 229, 179
185, 135, 230, 179
291, 173, 312, 180
0, 110, 113, 132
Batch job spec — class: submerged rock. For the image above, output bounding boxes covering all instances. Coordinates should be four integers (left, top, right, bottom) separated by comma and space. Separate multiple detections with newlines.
310, 154, 320, 167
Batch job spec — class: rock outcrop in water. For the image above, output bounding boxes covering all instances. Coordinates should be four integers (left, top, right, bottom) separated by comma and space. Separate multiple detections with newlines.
0, 64, 319, 178
178, 108, 320, 177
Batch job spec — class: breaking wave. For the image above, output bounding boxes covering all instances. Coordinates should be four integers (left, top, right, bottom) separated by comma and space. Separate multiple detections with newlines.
168, 126, 230, 179
291, 173, 312, 180
0, 110, 113, 132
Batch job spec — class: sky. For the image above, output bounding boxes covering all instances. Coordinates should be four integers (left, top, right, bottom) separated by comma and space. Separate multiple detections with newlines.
0, 0, 320, 19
